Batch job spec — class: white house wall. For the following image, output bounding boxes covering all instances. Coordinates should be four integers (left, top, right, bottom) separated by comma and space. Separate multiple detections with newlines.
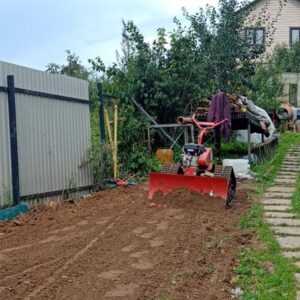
245, 0, 300, 49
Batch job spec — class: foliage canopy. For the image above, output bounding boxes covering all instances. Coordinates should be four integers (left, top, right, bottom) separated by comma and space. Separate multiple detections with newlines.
46, 0, 300, 176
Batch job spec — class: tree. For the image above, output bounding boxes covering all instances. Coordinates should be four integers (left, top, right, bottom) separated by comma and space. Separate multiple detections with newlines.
46, 50, 90, 80
86, 0, 264, 173
50, 0, 290, 175
98, 1, 264, 119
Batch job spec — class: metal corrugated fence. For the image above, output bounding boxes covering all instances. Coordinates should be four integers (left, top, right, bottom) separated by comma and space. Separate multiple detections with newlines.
0, 61, 92, 208
0, 90, 12, 207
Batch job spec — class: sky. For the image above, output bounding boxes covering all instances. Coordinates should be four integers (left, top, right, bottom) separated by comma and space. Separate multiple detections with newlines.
0, 0, 219, 71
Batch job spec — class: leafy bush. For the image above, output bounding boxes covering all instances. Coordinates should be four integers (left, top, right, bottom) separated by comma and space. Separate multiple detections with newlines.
221, 141, 248, 156
117, 105, 161, 176
46, 1, 300, 180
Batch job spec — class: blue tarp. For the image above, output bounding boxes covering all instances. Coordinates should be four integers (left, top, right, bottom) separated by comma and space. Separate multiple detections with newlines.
0, 203, 29, 221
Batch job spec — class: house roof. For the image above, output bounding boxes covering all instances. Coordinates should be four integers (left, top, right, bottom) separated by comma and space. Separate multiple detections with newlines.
248, 0, 261, 6
246, 0, 300, 8
239, 0, 297, 13
238, 0, 262, 13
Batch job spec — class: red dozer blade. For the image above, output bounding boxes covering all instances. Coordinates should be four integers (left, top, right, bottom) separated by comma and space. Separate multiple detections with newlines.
148, 172, 232, 208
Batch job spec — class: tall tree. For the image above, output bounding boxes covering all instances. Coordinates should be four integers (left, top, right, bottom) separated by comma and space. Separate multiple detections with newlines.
46, 50, 90, 80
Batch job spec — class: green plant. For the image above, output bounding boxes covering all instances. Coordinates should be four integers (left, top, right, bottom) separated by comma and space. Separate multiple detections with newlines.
0, 190, 13, 209
46, 50, 90, 80
221, 140, 248, 157
248, 42, 300, 110
88, 141, 113, 185
159, 291, 172, 300
273, 42, 300, 74
62, 174, 78, 201
248, 59, 284, 111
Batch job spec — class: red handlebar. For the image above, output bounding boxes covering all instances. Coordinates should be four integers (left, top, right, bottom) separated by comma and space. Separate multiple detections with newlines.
191, 114, 228, 144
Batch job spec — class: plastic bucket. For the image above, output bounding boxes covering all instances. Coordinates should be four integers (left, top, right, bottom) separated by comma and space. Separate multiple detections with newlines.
155, 149, 173, 164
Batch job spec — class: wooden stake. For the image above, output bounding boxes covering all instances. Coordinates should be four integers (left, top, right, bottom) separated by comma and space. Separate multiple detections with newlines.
114, 104, 118, 178
104, 108, 116, 173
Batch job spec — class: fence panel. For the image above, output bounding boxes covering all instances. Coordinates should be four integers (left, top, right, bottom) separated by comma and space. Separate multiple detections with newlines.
0, 61, 92, 207
0, 91, 12, 207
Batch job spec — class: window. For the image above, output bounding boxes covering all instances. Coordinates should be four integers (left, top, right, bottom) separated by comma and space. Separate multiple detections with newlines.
290, 28, 300, 46
289, 84, 298, 107
245, 28, 265, 45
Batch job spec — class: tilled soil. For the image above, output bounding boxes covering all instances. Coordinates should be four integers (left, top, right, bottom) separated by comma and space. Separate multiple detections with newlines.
0, 181, 253, 300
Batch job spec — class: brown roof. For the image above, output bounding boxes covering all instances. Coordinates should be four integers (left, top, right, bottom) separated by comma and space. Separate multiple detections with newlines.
248, 0, 299, 7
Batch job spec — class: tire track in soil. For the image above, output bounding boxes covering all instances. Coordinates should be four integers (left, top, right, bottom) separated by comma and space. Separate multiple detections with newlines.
30, 203, 167, 299
137, 210, 188, 299
22, 207, 130, 300
133, 193, 247, 300
137, 207, 203, 299
38, 206, 229, 299
24, 236, 100, 300
0, 229, 104, 300
0, 226, 98, 281
0, 258, 61, 283
0, 192, 133, 300
0, 236, 66, 254
40, 213, 151, 299
49, 206, 200, 299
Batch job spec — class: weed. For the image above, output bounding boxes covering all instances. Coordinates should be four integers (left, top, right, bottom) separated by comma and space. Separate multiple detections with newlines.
62, 174, 79, 202
158, 291, 172, 300
84, 141, 114, 186
0, 189, 13, 209
202, 241, 214, 249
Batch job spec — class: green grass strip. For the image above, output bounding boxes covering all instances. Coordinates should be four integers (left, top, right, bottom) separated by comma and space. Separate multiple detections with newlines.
236, 132, 300, 300
252, 132, 300, 194
291, 174, 300, 216
238, 204, 297, 300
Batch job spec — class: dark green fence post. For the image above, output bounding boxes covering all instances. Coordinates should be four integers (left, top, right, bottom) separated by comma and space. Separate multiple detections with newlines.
97, 83, 105, 142
7, 75, 20, 206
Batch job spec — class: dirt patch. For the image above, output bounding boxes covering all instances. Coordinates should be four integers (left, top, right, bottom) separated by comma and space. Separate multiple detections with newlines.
152, 188, 228, 210
105, 283, 139, 297
98, 270, 125, 280
130, 250, 150, 258
121, 243, 139, 253
0, 180, 253, 300
156, 221, 168, 230
133, 227, 147, 235
131, 258, 154, 270
0, 253, 8, 262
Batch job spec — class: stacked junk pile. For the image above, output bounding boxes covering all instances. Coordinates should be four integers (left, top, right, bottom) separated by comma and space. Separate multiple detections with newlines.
275, 102, 300, 132
148, 92, 278, 208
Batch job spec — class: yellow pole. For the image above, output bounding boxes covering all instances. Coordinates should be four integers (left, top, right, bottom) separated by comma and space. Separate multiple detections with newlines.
104, 108, 116, 175
114, 104, 118, 178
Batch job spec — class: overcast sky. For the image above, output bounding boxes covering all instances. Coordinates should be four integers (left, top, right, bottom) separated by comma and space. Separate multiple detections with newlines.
0, 0, 219, 71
